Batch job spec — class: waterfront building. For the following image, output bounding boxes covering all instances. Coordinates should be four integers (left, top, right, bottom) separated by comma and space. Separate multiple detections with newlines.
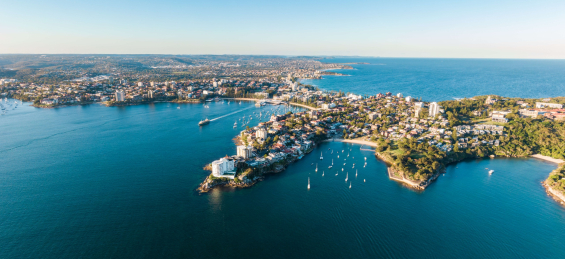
405, 96, 412, 102
429, 102, 440, 117
414, 102, 424, 108
397, 93, 403, 98
256, 128, 268, 142
237, 145, 253, 159
211, 157, 236, 179
115, 90, 125, 102
536, 102, 563, 109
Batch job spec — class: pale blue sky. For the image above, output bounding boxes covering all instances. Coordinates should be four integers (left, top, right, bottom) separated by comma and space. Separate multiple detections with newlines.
1, 0, 564, 58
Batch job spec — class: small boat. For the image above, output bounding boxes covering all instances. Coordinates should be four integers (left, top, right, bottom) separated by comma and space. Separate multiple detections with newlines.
308, 177, 310, 189
315, 164, 318, 172
198, 118, 210, 126
349, 182, 351, 189
328, 165, 332, 169
364, 179, 366, 182
355, 169, 358, 177
345, 172, 348, 181
177, 107, 180, 109
489, 170, 494, 175
342, 168, 344, 171
335, 173, 338, 176
332, 159, 334, 166
320, 152, 323, 160
365, 157, 367, 161
337, 155, 339, 158
322, 171, 324, 176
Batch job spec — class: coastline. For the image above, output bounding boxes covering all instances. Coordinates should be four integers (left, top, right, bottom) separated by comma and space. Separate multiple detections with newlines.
221, 97, 319, 110
531, 154, 565, 164
544, 182, 565, 205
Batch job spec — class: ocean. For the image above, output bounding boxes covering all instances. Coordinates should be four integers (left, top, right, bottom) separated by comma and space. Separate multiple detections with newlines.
300, 58, 565, 101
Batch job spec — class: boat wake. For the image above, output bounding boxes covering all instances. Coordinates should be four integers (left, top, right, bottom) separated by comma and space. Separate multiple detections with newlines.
210, 106, 254, 122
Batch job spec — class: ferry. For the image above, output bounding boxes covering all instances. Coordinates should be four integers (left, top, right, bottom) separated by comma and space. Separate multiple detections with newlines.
198, 118, 210, 126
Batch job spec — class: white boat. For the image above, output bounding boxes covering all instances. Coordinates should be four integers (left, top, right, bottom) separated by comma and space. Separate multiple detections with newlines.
356, 169, 358, 177
489, 170, 494, 175
315, 164, 318, 172
320, 152, 323, 160
332, 159, 334, 166
349, 182, 351, 189
342, 168, 344, 171
337, 155, 339, 158
308, 177, 310, 189
364, 179, 366, 182
345, 172, 348, 181
322, 171, 324, 176
177, 107, 180, 109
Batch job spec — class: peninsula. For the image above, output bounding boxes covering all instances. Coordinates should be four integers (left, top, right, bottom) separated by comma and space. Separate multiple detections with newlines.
198, 92, 565, 205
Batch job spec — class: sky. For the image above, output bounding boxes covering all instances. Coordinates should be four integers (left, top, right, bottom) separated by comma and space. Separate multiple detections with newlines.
1, 0, 565, 59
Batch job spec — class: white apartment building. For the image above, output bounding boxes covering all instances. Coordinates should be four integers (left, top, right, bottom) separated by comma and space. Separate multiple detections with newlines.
237, 145, 253, 159
322, 103, 336, 110
211, 158, 235, 178
115, 90, 125, 102
256, 128, 268, 142
429, 102, 440, 117
536, 102, 563, 109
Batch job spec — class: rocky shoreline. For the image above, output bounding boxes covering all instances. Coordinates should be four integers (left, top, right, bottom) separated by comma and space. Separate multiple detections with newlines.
543, 182, 565, 205
197, 155, 301, 193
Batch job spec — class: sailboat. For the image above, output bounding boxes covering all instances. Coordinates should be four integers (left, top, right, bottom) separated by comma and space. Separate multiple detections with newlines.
365, 157, 367, 161
320, 152, 323, 160
349, 182, 352, 189
332, 159, 334, 166
322, 171, 324, 176
342, 168, 344, 171
308, 177, 310, 189
345, 172, 348, 182
489, 170, 494, 175
315, 164, 318, 172
337, 155, 339, 158
356, 169, 358, 177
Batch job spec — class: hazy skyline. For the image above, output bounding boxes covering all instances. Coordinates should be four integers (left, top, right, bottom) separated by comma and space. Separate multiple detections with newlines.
2, 0, 565, 59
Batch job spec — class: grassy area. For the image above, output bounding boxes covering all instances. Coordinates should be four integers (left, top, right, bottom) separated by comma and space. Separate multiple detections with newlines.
471, 118, 507, 126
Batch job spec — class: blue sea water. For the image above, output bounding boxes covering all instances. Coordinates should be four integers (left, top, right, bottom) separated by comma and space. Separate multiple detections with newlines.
300, 58, 565, 101
1, 99, 565, 258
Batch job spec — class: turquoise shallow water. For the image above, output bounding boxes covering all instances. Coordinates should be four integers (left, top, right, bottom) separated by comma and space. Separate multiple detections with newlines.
1, 100, 565, 258
301, 58, 565, 101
